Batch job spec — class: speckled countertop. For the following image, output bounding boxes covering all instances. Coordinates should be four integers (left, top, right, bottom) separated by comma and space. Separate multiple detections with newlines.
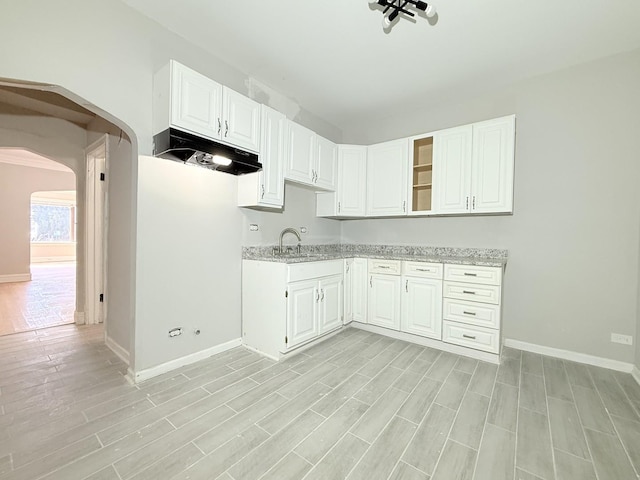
242, 244, 508, 267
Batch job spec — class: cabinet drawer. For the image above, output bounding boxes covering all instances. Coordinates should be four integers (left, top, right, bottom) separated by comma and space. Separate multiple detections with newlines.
444, 264, 502, 286
443, 298, 500, 329
443, 321, 500, 354
402, 261, 443, 279
443, 281, 501, 305
288, 260, 343, 283
368, 259, 401, 275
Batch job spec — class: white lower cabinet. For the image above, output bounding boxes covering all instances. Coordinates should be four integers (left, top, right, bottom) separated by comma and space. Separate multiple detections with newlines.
401, 276, 443, 340
344, 258, 368, 324
368, 273, 402, 330
442, 264, 503, 354
242, 259, 343, 360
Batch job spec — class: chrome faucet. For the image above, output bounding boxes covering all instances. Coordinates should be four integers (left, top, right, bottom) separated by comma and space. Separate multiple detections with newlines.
277, 227, 302, 255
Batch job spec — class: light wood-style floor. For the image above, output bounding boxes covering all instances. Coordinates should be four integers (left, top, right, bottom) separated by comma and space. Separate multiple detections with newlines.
0, 263, 75, 336
1, 323, 640, 479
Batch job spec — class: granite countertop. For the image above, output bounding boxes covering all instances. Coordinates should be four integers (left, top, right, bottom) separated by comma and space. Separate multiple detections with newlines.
242, 244, 508, 268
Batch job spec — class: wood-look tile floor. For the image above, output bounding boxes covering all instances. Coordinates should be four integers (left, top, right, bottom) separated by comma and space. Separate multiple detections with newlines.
0, 263, 75, 336
1, 324, 640, 480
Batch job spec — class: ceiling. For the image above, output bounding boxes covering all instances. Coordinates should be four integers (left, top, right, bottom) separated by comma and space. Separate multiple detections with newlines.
0, 85, 94, 126
127, 1, 640, 130
0, 148, 73, 172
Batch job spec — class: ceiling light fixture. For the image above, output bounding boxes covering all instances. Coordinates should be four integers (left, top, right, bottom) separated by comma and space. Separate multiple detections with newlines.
369, 0, 437, 29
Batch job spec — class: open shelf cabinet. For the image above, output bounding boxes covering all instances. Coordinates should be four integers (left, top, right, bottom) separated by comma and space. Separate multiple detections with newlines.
412, 136, 433, 212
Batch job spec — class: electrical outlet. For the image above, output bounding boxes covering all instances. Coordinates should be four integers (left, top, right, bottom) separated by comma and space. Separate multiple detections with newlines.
611, 333, 633, 345
249, 224, 259, 231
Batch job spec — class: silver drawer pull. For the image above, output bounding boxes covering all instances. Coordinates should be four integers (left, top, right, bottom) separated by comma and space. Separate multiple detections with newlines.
462, 334, 477, 340
464, 273, 478, 277
378, 265, 391, 269
462, 290, 476, 295
463, 311, 477, 316
416, 268, 432, 272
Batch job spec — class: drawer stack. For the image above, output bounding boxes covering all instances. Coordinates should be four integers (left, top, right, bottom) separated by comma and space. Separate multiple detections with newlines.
442, 264, 503, 354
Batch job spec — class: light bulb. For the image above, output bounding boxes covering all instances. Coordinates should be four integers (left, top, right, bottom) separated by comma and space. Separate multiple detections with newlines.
425, 4, 436, 18
211, 155, 232, 166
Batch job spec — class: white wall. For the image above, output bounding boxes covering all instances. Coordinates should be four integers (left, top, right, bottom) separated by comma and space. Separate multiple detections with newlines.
135, 157, 243, 370
342, 50, 640, 364
242, 183, 341, 246
0, 163, 76, 275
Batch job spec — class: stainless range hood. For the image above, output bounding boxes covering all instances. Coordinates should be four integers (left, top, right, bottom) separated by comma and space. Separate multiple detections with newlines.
153, 128, 262, 175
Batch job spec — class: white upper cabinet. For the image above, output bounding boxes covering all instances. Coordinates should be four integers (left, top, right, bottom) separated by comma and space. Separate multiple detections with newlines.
366, 139, 409, 216
222, 88, 261, 152
167, 61, 223, 139
337, 146, 367, 217
285, 120, 316, 185
154, 61, 260, 152
316, 145, 367, 218
285, 120, 337, 191
237, 105, 284, 209
471, 116, 516, 213
315, 136, 338, 190
433, 125, 473, 214
432, 116, 515, 215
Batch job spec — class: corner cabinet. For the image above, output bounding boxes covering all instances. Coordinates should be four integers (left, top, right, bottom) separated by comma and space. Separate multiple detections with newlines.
366, 139, 409, 216
237, 105, 285, 209
433, 115, 515, 214
153, 60, 261, 153
316, 145, 368, 218
242, 259, 344, 360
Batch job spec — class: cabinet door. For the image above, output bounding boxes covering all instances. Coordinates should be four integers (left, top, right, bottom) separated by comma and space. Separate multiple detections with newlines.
432, 125, 473, 214
401, 276, 443, 340
315, 136, 337, 190
337, 145, 367, 217
319, 275, 343, 334
259, 106, 285, 207
471, 115, 515, 213
222, 87, 261, 152
368, 274, 401, 330
171, 62, 222, 139
285, 121, 316, 185
344, 260, 353, 324
366, 139, 409, 216
287, 280, 318, 348
352, 258, 368, 323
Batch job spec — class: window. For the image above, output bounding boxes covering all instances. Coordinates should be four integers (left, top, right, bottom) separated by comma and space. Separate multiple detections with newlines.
30, 191, 77, 243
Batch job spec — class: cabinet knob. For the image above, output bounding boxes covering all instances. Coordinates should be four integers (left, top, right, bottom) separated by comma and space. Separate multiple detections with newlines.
466, 196, 469, 209
403, 200, 406, 212
472, 196, 476, 209
261, 185, 265, 199
225, 120, 229, 137
338, 202, 341, 213
320, 289, 325, 301
370, 276, 373, 288
316, 290, 320, 302
217, 118, 222, 136
405, 280, 408, 292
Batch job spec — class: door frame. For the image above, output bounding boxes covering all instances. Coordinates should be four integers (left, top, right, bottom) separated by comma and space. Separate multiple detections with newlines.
84, 135, 109, 326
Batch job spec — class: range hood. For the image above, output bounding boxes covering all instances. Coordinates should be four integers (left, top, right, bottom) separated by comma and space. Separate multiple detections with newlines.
153, 128, 262, 176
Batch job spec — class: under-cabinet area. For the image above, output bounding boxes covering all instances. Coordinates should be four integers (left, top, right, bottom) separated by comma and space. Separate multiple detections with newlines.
242, 245, 507, 363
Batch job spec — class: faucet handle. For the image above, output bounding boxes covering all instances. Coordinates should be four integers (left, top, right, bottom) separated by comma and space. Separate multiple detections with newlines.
296, 244, 302, 255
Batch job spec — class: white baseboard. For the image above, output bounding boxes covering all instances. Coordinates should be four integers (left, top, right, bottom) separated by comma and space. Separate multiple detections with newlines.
127, 338, 243, 383
105, 335, 130, 365
352, 322, 500, 365
0, 273, 31, 283
74, 311, 86, 325
631, 367, 640, 387
31, 256, 76, 263
503, 338, 634, 373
